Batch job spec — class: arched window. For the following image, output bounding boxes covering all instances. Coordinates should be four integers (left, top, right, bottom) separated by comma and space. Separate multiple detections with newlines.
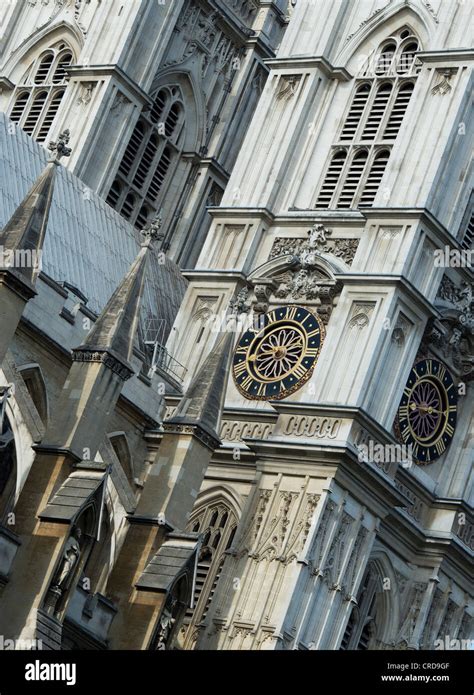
383, 82, 414, 139
359, 150, 390, 207
0, 411, 16, 524
340, 84, 371, 141
8, 43, 73, 143
106, 86, 185, 229
375, 42, 396, 75
361, 83, 392, 140
109, 433, 135, 488
315, 150, 347, 208
315, 27, 419, 209
180, 499, 238, 648
340, 563, 379, 650
459, 193, 473, 250
17, 364, 48, 425
338, 149, 368, 208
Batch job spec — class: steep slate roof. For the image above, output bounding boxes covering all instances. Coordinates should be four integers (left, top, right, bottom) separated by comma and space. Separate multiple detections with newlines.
136, 534, 199, 592
0, 114, 187, 339
39, 472, 105, 522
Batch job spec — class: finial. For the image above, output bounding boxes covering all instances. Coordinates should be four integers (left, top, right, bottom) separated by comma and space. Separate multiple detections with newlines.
140, 211, 164, 248
48, 129, 72, 163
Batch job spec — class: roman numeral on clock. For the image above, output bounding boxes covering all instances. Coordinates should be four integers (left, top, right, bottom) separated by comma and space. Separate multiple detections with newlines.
399, 405, 409, 419
435, 440, 446, 456
445, 423, 455, 437
292, 364, 307, 380
234, 361, 248, 377
307, 328, 320, 338
241, 375, 254, 391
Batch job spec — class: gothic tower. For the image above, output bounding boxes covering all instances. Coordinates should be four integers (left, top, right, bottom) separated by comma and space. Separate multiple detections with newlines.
167, 0, 473, 650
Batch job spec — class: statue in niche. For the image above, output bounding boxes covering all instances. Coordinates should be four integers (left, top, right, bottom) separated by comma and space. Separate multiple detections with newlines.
53, 527, 82, 591
46, 526, 83, 616
156, 596, 178, 650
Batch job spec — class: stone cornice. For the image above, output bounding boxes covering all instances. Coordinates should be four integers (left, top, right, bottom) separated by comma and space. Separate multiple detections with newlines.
32, 444, 82, 463
181, 268, 247, 281
0, 76, 14, 92
71, 347, 134, 382
417, 49, 474, 64
264, 56, 352, 81
207, 206, 275, 225
162, 421, 220, 451
363, 208, 472, 264
126, 514, 173, 532
0, 268, 36, 302
67, 65, 152, 107
334, 273, 441, 318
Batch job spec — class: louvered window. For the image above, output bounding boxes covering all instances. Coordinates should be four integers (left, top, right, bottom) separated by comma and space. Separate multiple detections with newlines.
462, 212, 474, 250
37, 89, 64, 143
52, 51, 73, 83
338, 150, 368, 208
23, 91, 48, 135
119, 121, 145, 176
384, 82, 414, 139
35, 53, 54, 84
136, 205, 151, 230
121, 193, 136, 220
361, 83, 392, 140
315, 28, 419, 210
148, 148, 171, 200
180, 501, 238, 649
359, 150, 390, 207
459, 196, 473, 250
106, 180, 122, 208
10, 92, 29, 123
8, 44, 74, 143
397, 41, 418, 74
316, 150, 347, 209
107, 86, 184, 228
340, 84, 370, 141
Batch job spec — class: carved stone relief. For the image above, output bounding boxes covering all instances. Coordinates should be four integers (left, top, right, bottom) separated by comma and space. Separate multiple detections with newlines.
270, 226, 359, 266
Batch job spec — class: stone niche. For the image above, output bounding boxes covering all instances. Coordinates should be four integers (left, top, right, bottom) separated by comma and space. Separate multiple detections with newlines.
0, 525, 21, 589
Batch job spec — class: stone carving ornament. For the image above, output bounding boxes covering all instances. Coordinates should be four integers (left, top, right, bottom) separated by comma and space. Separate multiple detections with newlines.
269, 225, 359, 265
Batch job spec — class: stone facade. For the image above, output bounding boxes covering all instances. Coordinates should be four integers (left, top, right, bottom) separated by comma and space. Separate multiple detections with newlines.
0, 0, 472, 653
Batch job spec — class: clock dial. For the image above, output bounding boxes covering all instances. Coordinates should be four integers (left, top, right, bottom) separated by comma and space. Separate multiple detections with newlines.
233, 306, 325, 401
397, 359, 458, 463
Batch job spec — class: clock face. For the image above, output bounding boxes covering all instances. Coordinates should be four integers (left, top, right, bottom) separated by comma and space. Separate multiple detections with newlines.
232, 305, 325, 401
397, 359, 458, 463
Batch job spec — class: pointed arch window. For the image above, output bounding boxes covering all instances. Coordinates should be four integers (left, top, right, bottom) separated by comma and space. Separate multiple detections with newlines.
340, 563, 379, 650
0, 412, 16, 524
315, 27, 419, 209
359, 150, 390, 208
180, 499, 238, 648
8, 44, 73, 143
106, 86, 185, 229
337, 150, 368, 208
458, 193, 473, 250
18, 364, 48, 425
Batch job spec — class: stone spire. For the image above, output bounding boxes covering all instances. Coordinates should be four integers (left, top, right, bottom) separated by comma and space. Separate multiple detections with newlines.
167, 329, 235, 441
74, 214, 161, 374
0, 129, 71, 287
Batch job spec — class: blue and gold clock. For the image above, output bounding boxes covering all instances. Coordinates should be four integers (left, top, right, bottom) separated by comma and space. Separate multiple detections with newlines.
233, 305, 325, 401
397, 359, 458, 463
